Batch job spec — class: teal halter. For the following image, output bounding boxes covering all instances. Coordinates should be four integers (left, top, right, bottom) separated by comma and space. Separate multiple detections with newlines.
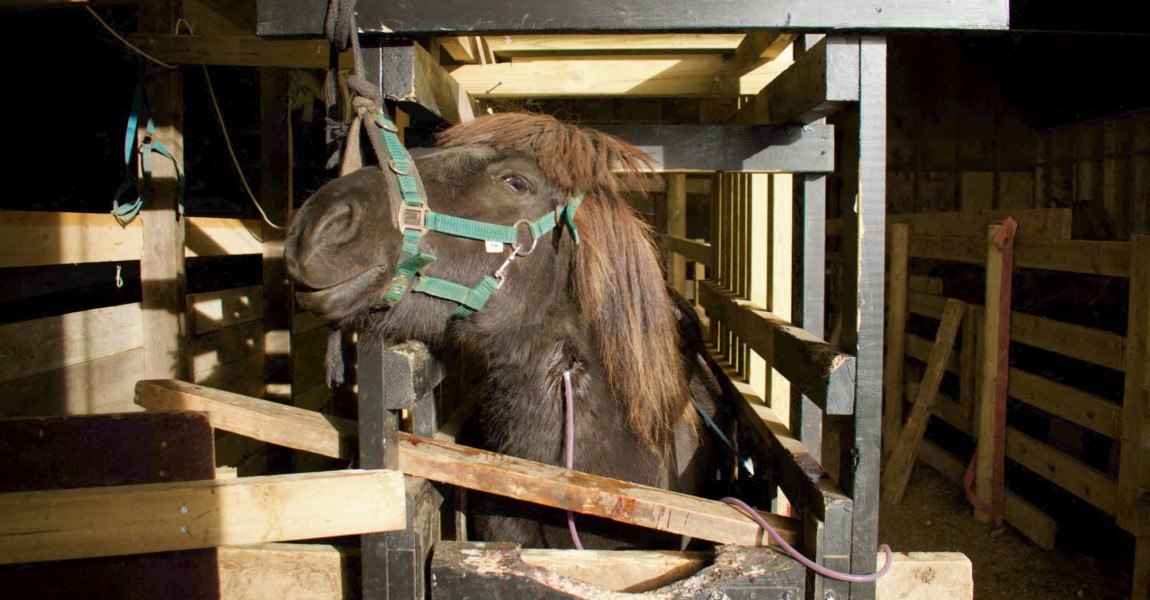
367, 111, 583, 318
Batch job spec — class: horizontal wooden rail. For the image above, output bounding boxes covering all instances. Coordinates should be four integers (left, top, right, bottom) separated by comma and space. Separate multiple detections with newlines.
698, 281, 855, 414
661, 235, 713, 268
908, 236, 1131, 277
890, 208, 1072, 240
598, 124, 835, 173
731, 36, 858, 125
0, 470, 404, 564
134, 380, 800, 547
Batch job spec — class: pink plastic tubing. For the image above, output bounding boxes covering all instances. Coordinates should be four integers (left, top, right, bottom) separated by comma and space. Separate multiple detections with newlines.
562, 369, 585, 550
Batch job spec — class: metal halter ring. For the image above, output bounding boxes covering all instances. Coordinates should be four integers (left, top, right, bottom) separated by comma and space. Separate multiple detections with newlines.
512, 219, 540, 257
389, 159, 412, 176
375, 117, 399, 133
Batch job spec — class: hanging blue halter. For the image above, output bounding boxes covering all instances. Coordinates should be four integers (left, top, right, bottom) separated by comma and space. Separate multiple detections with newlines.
364, 111, 583, 318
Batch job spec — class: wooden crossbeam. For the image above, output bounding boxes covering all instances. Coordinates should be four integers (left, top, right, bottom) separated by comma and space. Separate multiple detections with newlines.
733, 32, 796, 63
596, 124, 835, 173
485, 34, 746, 57
881, 299, 964, 504
130, 34, 348, 69
661, 235, 712, 268
698, 282, 855, 414
731, 36, 859, 125
133, 380, 799, 548
0, 470, 404, 564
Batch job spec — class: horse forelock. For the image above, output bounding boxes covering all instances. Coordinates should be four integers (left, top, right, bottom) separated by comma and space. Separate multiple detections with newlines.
436, 113, 695, 447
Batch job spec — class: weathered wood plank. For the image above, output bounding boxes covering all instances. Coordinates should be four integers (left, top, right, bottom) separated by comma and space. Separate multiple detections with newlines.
0, 211, 142, 269
875, 552, 972, 600
591, 123, 835, 173
1007, 428, 1120, 516
398, 432, 801, 547
1119, 236, 1150, 535
882, 299, 964, 504
130, 34, 345, 69
519, 549, 710, 593
257, 0, 1010, 37
0, 303, 143, 384
908, 236, 1130, 276
699, 281, 855, 414
380, 43, 477, 124
0, 469, 404, 564
884, 223, 910, 449
974, 223, 1010, 521
135, 379, 357, 460
185, 217, 263, 258
218, 543, 359, 600
661, 235, 712, 268
732, 36, 858, 125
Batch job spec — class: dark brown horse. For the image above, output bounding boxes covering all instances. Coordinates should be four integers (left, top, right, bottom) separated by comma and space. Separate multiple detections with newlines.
284, 113, 726, 549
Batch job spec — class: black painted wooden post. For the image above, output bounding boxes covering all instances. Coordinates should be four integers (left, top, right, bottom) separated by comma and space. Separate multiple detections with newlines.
359, 341, 446, 600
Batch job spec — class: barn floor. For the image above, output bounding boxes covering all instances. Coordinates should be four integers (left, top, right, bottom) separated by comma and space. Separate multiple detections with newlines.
879, 467, 1131, 599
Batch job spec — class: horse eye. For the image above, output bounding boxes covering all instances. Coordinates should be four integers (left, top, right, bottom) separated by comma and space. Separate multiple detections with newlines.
502, 175, 530, 193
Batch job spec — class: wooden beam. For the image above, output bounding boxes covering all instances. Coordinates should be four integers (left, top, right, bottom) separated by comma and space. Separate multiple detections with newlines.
485, 34, 746, 56
134, 379, 358, 460
437, 36, 494, 64
1007, 428, 1119, 516
257, 0, 1011, 37
733, 31, 796, 63
218, 543, 358, 600
185, 217, 262, 258
0, 303, 143, 385
596, 124, 835, 173
890, 208, 1072, 240
661, 235, 712, 268
875, 552, 972, 600
731, 36, 859, 125
698, 281, 855, 414
973, 223, 1010, 521
187, 285, 263, 336
1119, 236, 1150, 535
130, 34, 345, 69
0, 347, 144, 418
908, 236, 1131, 277
0, 211, 142, 269
397, 432, 801, 547
379, 43, 477, 124
448, 54, 791, 98
665, 174, 689, 297
0, 470, 404, 564
883, 223, 910, 450
518, 549, 709, 593
881, 299, 964, 504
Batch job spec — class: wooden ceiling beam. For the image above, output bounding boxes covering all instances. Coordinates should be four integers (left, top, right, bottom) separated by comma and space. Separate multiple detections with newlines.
484, 33, 746, 57
449, 54, 791, 98
733, 31, 796, 63
130, 33, 345, 69
730, 36, 859, 125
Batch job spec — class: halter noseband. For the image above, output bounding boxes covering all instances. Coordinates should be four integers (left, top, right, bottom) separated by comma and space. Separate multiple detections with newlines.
367, 111, 583, 318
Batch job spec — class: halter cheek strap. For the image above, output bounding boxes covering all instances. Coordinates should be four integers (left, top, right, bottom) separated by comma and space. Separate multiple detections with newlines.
367, 109, 584, 318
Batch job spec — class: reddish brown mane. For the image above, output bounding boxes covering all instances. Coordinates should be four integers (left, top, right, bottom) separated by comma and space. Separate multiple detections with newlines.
436, 113, 695, 446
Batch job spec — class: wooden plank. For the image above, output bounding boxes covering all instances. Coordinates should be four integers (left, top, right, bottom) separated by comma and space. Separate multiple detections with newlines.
590, 123, 835, 173
732, 36, 859, 125
666, 173, 688, 297
0, 211, 142, 269
0, 347, 144, 418
974, 223, 1010, 521
1014, 239, 1131, 277
907, 275, 943, 294
218, 544, 358, 600
1135, 536, 1150, 600
1010, 311, 1125, 371
189, 319, 264, 381
918, 440, 1057, 551
0, 469, 405, 564
734, 31, 796, 63
448, 54, 791, 98
262, 67, 293, 406
1119, 236, 1150, 535
381, 43, 477, 124
875, 552, 972, 600
485, 33, 745, 56
437, 36, 494, 64
768, 173, 794, 416
397, 432, 801, 548
698, 281, 856, 414
518, 549, 709, 593
1007, 427, 1120, 516
134, 379, 357, 460
1007, 369, 1121, 439
884, 223, 910, 449
890, 208, 1071, 240
882, 299, 964, 504
257, 0, 1009, 37
187, 285, 263, 336
661, 235, 713, 268
0, 303, 143, 384
131, 34, 344, 69
185, 217, 263, 258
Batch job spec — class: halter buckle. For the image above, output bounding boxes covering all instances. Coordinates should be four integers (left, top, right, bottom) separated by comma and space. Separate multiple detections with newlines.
402, 205, 428, 233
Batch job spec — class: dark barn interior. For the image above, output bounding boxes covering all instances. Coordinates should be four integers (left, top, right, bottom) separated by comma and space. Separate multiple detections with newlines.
1, 1, 1148, 599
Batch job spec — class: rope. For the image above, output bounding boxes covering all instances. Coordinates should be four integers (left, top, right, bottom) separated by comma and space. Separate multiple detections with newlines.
84, 6, 177, 69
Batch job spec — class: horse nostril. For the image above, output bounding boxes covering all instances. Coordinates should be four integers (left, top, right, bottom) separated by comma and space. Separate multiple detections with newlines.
310, 201, 359, 247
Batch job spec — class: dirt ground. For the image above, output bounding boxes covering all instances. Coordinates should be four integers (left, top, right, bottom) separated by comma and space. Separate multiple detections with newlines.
879, 466, 1133, 599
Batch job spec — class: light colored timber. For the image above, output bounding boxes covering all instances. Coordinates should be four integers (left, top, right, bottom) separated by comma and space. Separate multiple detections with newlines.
733, 31, 796, 63
519, 549, 710, 593
484, 33, 747, 56
666, 173, 689, 297
218, 543, 358, 600
397, 432, 800, 548
907, 236, 1131, 277
449, 54, 792, 98
874, 551, 973, 600
0, 211, 141, 268
0, 347, 143, 418
188, 321, 263, 383
1007, 427, 1119, 515
0, 303, 143, 384
918, 440, 1057, 550
661, 235, 713, 268
882, 299, 964, 504
185, 217, 262, 258
135, 379, 357, 460
730, 36, 857, 125
0, 470, 404, 564
188, 285, 263, 336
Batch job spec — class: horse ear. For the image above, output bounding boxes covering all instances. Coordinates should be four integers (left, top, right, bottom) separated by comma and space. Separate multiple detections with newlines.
571, 192, 694, 447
